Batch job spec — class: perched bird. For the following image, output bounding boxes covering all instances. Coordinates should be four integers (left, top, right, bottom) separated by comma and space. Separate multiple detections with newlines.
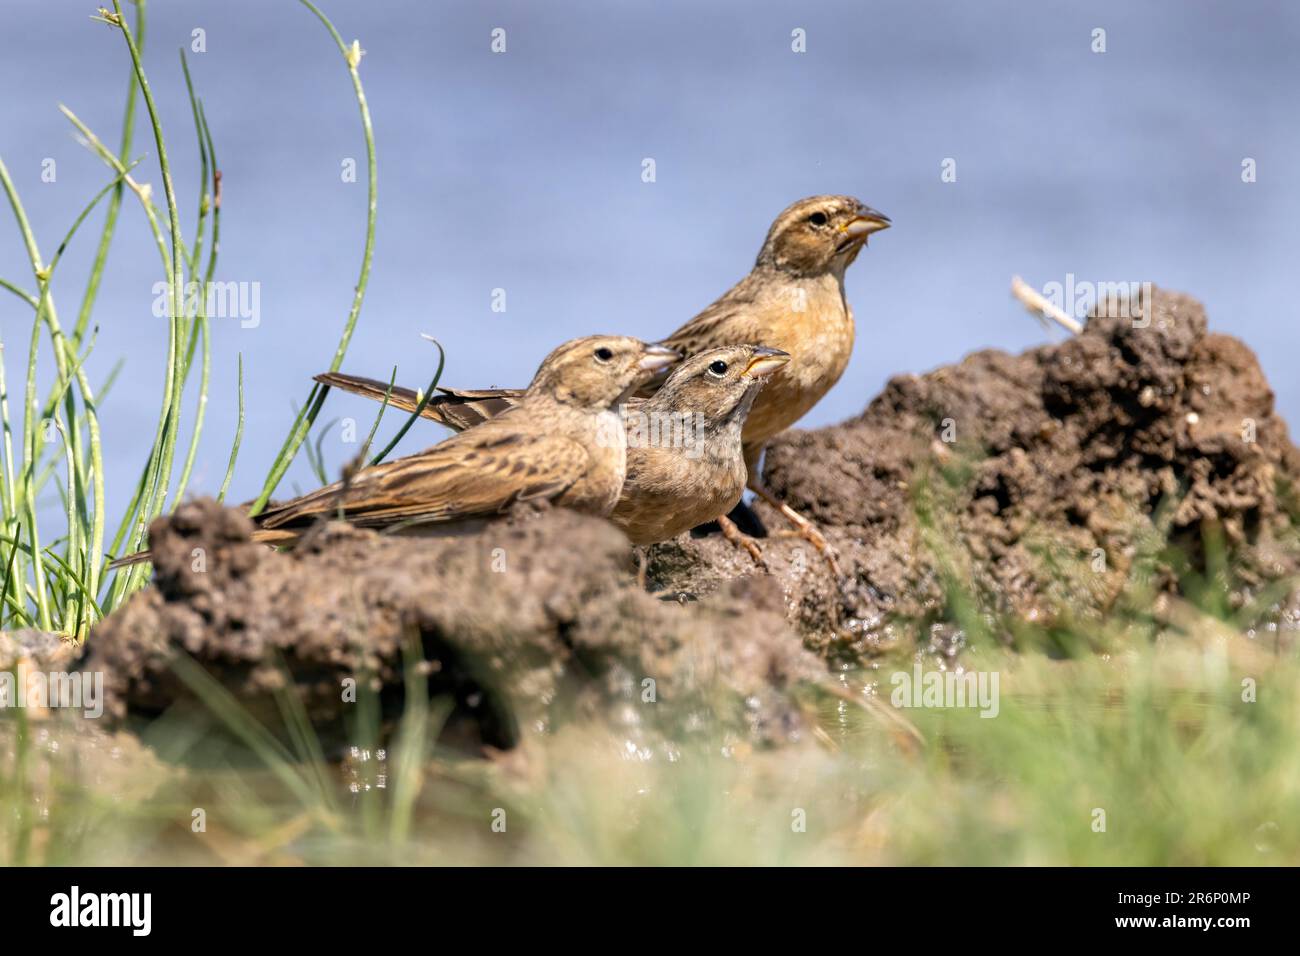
613, 344, 789, 545
110, 335, 677, 565
655, 194, 889, 572
253, 335, 675, 542
318, 344, 790, 547
319, 195, 889, 572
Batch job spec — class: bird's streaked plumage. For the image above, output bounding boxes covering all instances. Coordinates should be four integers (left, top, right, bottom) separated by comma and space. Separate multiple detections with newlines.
256, 336, 675, 539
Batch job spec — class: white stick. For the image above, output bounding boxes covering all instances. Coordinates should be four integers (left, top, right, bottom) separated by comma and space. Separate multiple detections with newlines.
1011, 275, 1083, 335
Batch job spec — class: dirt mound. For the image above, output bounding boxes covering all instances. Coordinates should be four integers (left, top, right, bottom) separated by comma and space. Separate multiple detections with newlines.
84, 499, 826, 752
651, 287, 1300, 658
0, 629, 78, 673
81, 287, 1300, 746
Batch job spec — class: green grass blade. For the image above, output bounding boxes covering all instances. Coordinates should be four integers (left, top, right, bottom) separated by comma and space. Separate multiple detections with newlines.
73, 0, 144, 348
218, 354, 244, 503
370, 340, 444, 465
250, 0, 377, 512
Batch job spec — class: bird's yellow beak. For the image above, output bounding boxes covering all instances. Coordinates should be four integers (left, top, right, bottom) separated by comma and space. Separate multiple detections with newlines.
745, 347, 791, 378
639, 343, 680, 372
842, 209, 891, 240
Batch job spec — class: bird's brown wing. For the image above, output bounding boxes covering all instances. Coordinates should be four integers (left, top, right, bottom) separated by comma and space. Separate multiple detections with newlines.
657, 275, 766, 357
256, 420, 590, 532
314, 372, 525, 432
637, 278, 768, 396
428, 387, 525, 430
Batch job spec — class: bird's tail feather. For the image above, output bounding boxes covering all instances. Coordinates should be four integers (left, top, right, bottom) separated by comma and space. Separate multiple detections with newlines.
107, 527, 300, 570
107, 373, 523, 570
313, 371, 521, 431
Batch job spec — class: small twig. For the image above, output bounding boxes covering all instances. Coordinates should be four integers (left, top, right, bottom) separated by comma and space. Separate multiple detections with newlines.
1011, 275, 1083, 335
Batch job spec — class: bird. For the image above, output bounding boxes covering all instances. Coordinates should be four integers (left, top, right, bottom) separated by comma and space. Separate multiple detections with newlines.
613, 344, 789, 546
318, 195, 889, 573
317, 345, 791, 548
654, 194, 889, 573
109, 335, 678, 565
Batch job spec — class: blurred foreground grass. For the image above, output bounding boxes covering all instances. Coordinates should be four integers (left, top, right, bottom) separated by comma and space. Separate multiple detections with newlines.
3, 617, 1296, 866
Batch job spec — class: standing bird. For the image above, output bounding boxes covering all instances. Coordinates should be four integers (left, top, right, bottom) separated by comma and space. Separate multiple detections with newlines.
613, 344, 789, 546
319, 195, 889, 571
109, 336, 677, 565
654, 194, 889, 572
318, 345, 790, 547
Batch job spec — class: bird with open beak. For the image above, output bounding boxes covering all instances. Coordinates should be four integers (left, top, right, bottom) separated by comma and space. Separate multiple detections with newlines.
312, 344, 790, 547
612, 344, 789, 545
652, 194, 889, 572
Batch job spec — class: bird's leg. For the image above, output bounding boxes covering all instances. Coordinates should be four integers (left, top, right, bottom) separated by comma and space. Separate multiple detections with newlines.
748, 477, 844, 580
741, 442, 845, 579
717, 513, 766, 568
635, 548, 649, 590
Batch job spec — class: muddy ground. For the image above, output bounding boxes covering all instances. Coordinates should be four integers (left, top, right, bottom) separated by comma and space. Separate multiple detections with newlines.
17, 287, 1300, 752
658, 286, 1300, 659
80, 502, 826, 751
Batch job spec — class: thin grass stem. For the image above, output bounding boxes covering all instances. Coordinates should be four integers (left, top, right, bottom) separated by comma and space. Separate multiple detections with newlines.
250, 0, 376, 512
73, 0, 144, 348
217, 354, 244, 503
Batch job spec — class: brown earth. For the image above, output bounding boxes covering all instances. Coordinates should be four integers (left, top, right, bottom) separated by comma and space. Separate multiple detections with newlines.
82, 500, 827, 753
652, 287, 1300, 659
72, 287, 1300, 750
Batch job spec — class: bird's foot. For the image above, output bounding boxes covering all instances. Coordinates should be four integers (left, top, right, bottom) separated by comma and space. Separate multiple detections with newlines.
749, 482, 845, 581
718, 514, 767, 569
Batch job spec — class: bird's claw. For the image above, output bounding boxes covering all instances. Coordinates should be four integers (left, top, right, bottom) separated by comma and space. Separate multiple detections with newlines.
749, 481, 853, 592
795, 520, 843, 579
718, 514, 767, 569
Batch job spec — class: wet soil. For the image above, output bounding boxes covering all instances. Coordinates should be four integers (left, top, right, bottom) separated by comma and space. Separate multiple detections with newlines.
61, 287, 1300, 750
654, 287, 1300, 658
83, 500, 825, 752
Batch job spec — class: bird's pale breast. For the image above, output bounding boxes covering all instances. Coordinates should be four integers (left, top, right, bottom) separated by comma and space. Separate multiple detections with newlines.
611, 441, 746, 545
740, 281, 854, 446
558, 407, 627, 516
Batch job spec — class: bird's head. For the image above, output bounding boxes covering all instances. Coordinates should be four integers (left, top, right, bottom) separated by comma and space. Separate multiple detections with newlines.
755, 195, 890, 278
647, 344, 790, 426
529, 335, 679, 408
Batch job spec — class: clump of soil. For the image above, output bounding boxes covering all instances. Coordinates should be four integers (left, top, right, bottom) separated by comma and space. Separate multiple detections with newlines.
79, 286, 1300, 748
651, 287, 1300, 658
84, 500, 826, 752
2, 630, 171, 841
0, 629, 78, 673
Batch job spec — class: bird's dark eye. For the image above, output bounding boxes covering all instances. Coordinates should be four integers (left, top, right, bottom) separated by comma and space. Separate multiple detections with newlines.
594, 347, 613, 362
808, 211, 828, 226
708, 360, 728, 375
